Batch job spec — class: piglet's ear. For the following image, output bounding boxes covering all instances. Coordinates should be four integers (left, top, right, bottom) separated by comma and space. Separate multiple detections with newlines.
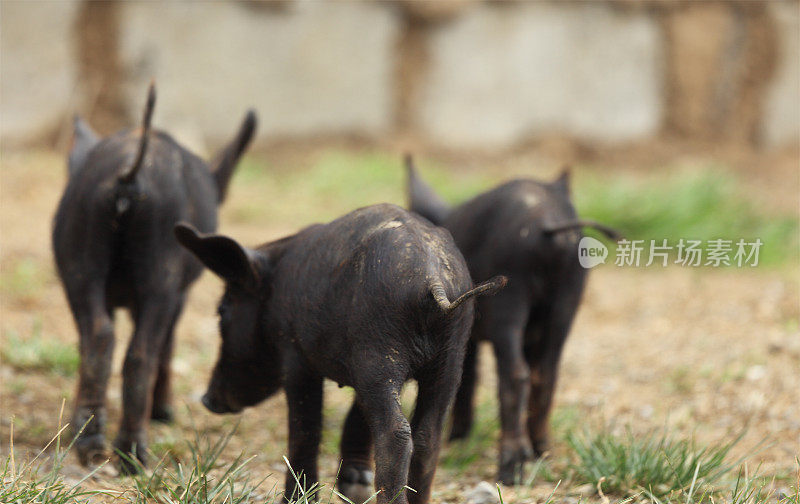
405, 154, 450, 225
553, 166, 571, 195
174, 223, 265, 290
68, 115, 100, 177
209, 110, 257, 204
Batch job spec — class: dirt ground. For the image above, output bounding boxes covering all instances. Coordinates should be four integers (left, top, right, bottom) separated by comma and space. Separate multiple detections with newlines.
1, 149, 798, 502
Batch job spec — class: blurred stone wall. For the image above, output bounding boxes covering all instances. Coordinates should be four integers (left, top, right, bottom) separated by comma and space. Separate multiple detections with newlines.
1, 0, 797, 152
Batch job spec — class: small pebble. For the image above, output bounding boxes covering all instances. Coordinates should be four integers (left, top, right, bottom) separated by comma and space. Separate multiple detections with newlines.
465, 481, 500, 504
746, 364, 766, 381
573, 483, 595, 495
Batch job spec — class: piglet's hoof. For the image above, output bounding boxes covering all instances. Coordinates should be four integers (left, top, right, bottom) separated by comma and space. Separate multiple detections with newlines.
114, 449, 146, 476
150, 404, 174, 424
338, 465, 375, 504
75, 433, 108, 467
113, 436, 147, 475
497, 440, 533, 486
531, 438, 549, 458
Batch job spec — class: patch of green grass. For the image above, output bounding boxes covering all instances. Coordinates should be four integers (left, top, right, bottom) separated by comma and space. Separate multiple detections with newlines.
565, 425, 746, 499
779, 462, 800, 504
320, 409, 345, 458
232, 152, 797, 266
0, 257, 49, 301
646, 463, 799, 504
148, 434, 190, 463
665, 365, 695, 395
1, 409, 116, 503
575, 170, 798, 266
227, 151, 491, 229
1, 319, 79, 376
441, 399, 500, 473
551, 405, 583, 437
6, 377, 27, 396
229, 151, 404, 227
10, 416, 54, 447
124, 424, 270, 504
3, 408, 796, 504
126, 421, 381, 504
318, 386, 355, 457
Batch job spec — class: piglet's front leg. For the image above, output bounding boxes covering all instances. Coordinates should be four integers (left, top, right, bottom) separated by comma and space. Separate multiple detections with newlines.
284, 365, 323, 499
357, 378, 413, 504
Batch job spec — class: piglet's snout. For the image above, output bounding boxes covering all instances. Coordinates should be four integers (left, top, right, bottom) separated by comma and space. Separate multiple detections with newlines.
201, 392, 235, 414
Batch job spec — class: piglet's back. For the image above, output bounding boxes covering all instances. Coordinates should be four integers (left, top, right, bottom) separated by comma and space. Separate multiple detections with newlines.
445, 179, 580, 277
62, 131, 214, 206
271, 204, 473, 326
